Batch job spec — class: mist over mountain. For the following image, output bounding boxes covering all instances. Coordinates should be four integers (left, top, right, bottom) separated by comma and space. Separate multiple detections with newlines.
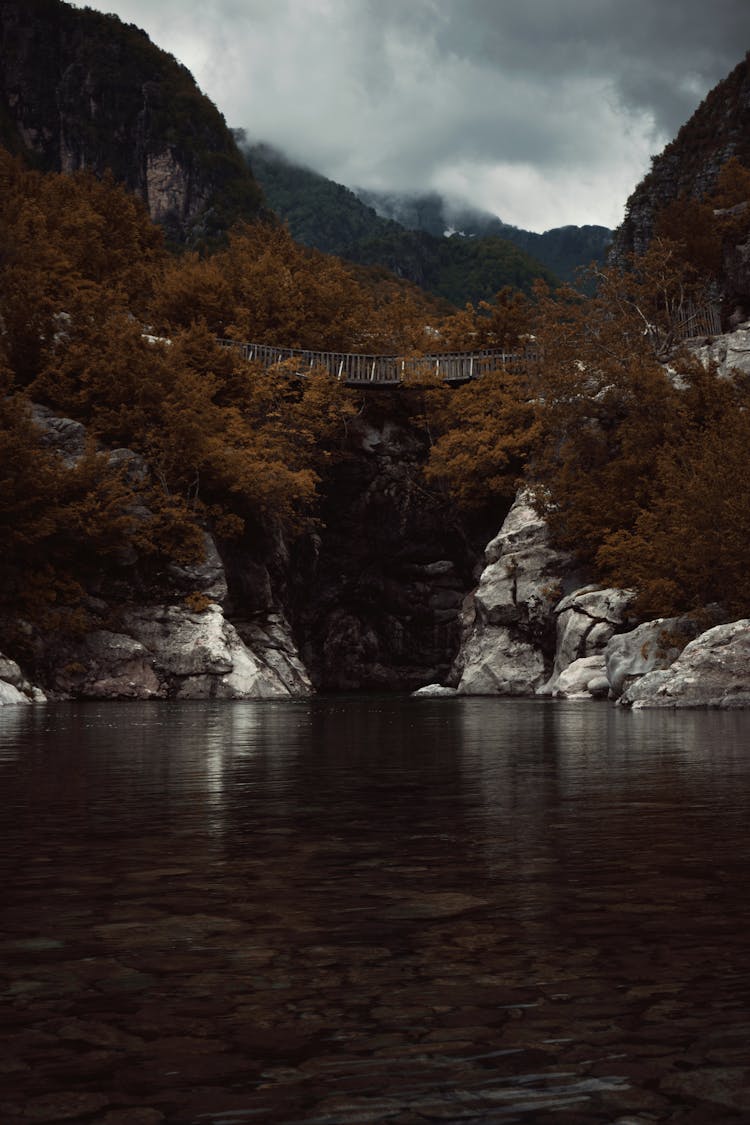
356, 188, 613, 285
245, 142, 614, 304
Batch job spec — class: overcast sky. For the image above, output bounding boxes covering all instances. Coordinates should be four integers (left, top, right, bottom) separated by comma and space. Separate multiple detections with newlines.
79, 0, 750, 232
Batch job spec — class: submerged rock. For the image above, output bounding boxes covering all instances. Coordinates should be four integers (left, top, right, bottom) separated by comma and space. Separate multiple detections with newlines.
620, 619, 750, 708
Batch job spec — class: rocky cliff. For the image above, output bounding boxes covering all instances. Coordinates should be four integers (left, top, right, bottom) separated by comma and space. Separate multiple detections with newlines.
0, 394, 491, 701
414, 489, 742, 709
612, 53, 750, 263
1, 404, 311, 702
0, 0, 264, 244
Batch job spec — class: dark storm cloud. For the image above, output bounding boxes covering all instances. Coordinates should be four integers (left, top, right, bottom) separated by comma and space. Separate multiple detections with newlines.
429, 0, 749, 133
78, 0, 750, 229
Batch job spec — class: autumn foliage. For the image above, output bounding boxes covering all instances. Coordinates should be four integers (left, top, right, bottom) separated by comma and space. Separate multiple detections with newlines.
0, 151, 390, 643
424, 216, 750, 619
4, 140, 750, 649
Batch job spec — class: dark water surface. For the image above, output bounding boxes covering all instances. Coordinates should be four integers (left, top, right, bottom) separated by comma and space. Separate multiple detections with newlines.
1, 698, 749, 1124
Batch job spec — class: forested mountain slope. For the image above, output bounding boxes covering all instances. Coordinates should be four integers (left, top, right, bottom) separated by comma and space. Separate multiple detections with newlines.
0, 0, 264, 245
613, 52, 750, 261
246, 142, 558, 304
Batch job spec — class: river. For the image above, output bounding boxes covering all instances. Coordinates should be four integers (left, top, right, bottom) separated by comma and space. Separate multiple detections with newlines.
1, 698, 749, 1123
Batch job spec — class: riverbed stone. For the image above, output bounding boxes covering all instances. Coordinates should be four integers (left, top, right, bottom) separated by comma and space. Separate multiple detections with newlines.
552, 654, 608, 699
659, 1066, 750, 1111
23, 1090, 112, 1120
620, 619, 750, 708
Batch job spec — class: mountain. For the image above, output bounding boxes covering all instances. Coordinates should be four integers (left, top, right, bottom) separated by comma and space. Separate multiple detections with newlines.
0, 0, 264, 245
356, 189, 613, 284
245, 142, 559, 305
613, 52, 750, 261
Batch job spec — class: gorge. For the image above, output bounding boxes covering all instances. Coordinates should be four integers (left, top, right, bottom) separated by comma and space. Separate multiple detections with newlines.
2, 3, 750, 709
5, 310, 750, 709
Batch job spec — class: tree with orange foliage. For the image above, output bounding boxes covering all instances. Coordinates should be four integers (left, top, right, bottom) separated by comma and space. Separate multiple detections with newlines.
216, 223, 373, 352
424, 369, 540, 509
598, 376, 750, 617
438, 286, 532, 352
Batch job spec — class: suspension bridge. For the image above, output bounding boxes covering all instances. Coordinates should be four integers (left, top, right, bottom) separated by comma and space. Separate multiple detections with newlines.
216, 339, 540, 386
214, 300, 722, 388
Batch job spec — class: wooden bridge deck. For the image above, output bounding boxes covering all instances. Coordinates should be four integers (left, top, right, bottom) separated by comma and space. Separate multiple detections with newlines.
217, 339, 539, 386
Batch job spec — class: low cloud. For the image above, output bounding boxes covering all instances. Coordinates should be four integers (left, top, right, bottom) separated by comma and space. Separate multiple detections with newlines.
81, 0, 750, 230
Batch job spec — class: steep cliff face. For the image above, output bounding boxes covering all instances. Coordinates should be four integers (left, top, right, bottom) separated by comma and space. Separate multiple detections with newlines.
289, 399, 493, 691
0, 0, 264, 243
612, 53, 750, 261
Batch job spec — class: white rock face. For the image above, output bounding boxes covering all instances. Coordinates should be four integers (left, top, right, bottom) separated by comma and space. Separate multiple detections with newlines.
540, 585, 635, 695
123, 603, 311, 699
605, 615, 703, 699
412, 684, 459, 697
145, 150, 210, 226
77, 630, 163, 700
0, 680, 29, 706
446, 491, 582, 697
689, 321, 750, 378
476, 492, 575, 630
457, 626, 546, 695
620, 620, 750, 708
0, 654, 46, 705
23, 404, 310, 700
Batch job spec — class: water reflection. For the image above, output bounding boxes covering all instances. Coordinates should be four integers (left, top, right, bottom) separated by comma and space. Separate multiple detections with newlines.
1, 697, 749, 1123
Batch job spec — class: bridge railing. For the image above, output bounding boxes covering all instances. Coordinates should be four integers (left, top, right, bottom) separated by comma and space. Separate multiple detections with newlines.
216, 339, 540, 385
